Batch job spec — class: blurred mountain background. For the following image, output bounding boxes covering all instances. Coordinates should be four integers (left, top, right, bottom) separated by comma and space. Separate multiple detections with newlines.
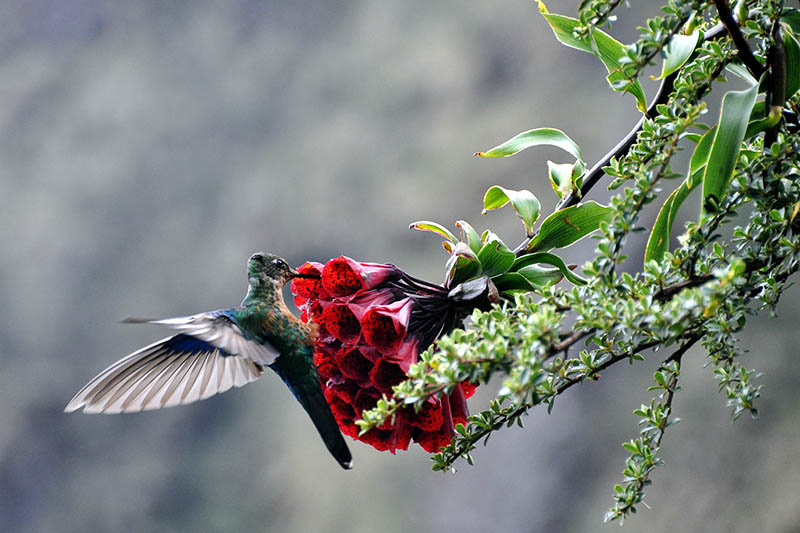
2, 1, 799, 531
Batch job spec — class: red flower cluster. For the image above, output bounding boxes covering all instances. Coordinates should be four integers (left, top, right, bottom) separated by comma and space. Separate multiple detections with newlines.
291, 256, 477, 453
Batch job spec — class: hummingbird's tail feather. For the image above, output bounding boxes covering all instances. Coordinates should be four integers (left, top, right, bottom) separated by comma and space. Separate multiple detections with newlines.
272, 365, 353, 469
298, 385, 354, 469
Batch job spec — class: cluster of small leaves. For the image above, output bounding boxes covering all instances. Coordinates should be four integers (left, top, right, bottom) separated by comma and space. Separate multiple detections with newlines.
601, 0, 711, 83
605, 361, 682, 523
576, 0, 627, 31
356, 0, 800, 524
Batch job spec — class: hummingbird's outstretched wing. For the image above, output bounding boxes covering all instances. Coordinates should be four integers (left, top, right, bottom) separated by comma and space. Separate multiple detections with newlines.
65, 311, 278, 414
122, 311, 279, 365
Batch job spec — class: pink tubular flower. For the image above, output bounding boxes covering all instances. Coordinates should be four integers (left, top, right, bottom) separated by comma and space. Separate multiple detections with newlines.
361, 298, 413, 355
292, 256, 479, 455
321, 256, 401, 298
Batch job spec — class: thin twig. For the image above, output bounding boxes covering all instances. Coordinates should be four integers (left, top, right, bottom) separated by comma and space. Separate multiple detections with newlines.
713, 0, 765, 77
764, 13, 786, 147
513, 21, 732, 256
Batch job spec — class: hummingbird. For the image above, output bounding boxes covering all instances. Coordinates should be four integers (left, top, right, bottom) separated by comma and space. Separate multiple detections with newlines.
65, 253, 353, 469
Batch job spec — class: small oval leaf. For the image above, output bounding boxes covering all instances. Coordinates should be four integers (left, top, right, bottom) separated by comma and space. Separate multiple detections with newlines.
653, 31, 700, 81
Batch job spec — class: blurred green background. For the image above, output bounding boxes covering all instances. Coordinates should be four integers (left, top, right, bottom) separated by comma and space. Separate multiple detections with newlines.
2, 1, 799, 531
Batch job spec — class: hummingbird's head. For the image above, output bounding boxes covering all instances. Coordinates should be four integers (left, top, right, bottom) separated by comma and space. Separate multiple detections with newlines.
247, 253, 316, 288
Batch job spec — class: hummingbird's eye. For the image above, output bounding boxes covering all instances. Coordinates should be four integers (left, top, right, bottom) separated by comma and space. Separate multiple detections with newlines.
272, 258, 287, 269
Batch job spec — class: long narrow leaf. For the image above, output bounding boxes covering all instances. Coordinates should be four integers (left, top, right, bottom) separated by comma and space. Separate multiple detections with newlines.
409, 221, 458, 243
644, 178, 697, 262
702, 83, 758, 211
538, 2, 647, 112
784, 31, 800, 99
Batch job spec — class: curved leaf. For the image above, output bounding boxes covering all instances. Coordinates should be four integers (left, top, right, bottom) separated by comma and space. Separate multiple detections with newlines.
475, 128, 583, 162
644, 178, 697, 262
444, 242, 482, 288
455, 220, 482, 254
492, 272, 539, 293
482, 186, 542, 237
547, 161, 576, 199
538, 2, 647, 113
492, 267, 564, 293
477, 236, 516, 278
687, 126, 716, 188
527, 201, 613, 252
653, 31, 700, 81
409, 221, 457, 243
702, 83, 758, 212
784, 30, 800, 99
512, 251, 587, 285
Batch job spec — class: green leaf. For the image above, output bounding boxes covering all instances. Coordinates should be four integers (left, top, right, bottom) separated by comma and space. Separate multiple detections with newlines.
653, 31, 700, 80
492, 267, 564, 293
647, 124, 719, 262
512, 251, 586, 285
455, 220, 482, 254
687, 126, 716, 188
547, 160, 577, 199
409, 221, 457, 243
781, 8, 800, 35
527, 201, 613, 252
702, 83, 758, 212
483, 186, 542, 237
784, 30, 800, 99
725, 63, 757, 85
516, 265, 565, 288
538, 1, 647, 113
444, 242, 482, 288
475, 128, 583, 162
644, 181, 697, 263
477, 235, 516, 278
492, 272, 537, 293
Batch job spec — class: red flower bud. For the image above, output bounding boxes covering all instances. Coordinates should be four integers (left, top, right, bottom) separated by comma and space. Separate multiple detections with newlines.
449, 384, 469, 428
322, 256, 400, 298
361, 298, 413, 355
334, 346, 374, 382
369, 357, 407, 393
290, 262, 324, 299
292, 255, 480, 455
321, 304, 361, 344
414, 395, 455, 453
413, 397, 444, 431
460, 381, 477, 399
313, 346, 339, 382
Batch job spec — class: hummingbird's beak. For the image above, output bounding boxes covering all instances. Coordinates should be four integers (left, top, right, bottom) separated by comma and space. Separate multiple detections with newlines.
289, 269, 320, 280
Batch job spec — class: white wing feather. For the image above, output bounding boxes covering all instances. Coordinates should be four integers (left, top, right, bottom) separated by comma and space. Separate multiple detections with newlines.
65, 335, 264, 414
